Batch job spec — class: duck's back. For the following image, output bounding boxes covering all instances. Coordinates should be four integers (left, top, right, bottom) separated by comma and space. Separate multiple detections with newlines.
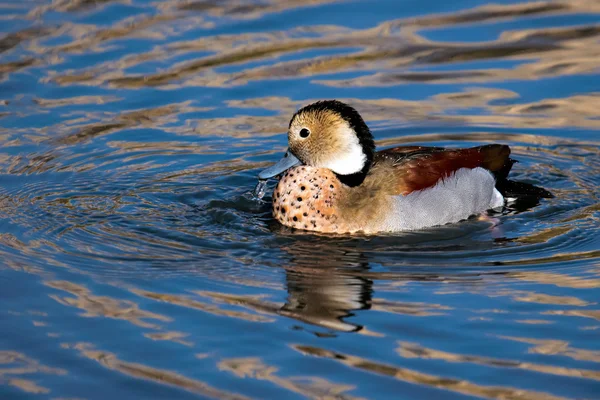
370, 144, 513, 196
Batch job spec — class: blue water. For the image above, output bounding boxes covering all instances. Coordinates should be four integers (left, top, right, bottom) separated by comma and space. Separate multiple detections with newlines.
1, 0, 599, 398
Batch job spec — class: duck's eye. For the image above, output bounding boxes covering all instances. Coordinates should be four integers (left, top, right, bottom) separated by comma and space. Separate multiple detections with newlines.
299, 128, 310, 138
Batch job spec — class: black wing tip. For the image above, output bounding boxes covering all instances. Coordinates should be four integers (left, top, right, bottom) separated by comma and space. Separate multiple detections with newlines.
496, 179, 554, 199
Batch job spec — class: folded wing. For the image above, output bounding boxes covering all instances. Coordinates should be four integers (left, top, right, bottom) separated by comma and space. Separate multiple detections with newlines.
375, 144, 513, 195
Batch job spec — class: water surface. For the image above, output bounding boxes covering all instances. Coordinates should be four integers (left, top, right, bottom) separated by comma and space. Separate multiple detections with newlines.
1, 0, 599, 398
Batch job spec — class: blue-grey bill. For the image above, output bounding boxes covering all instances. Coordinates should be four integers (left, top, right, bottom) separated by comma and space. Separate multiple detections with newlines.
257, 150, 301, 180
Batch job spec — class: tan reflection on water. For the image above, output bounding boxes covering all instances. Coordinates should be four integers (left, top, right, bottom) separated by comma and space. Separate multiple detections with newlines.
496, 290, 591, 306
33, 95, 122, 108
3, 0, 593, 130
172, 0, 344, 18
506, 271, 600, 289
46, 280, 171, 329
396, 341, 600, 381
0, 351, 66, 395
54, 102, 207, 146
544, 309, 600, 321
515, 226, 574, 244
293, 345, 566, 400
371, 299, 452, 317
144, 331, 194, 347
62, 342, 249, 400
101, 16, 598, 93
131, 289, 275, 323
219, 356, 363, 400
515, 319, 554, 325
28, 0, 129, 15
498, 336, 600, 363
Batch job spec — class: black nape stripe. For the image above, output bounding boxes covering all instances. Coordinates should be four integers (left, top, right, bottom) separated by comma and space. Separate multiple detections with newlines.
335, 158, 370, 187
335, 170, 368, 187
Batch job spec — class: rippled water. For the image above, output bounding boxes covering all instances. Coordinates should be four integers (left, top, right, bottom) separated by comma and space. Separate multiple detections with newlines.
1, 0, 599, 398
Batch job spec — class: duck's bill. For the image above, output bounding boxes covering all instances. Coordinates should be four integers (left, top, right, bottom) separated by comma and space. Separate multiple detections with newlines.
258, 150, 302, 179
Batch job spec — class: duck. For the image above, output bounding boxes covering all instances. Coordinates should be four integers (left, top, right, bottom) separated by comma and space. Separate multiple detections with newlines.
257, 100, 552, 234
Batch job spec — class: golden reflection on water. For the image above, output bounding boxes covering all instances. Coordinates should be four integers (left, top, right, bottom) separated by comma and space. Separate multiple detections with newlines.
144, 331, 194, 347
507, 270, 600, 289
62, 342, 249, 400
503, 290, 591, 306
1, 0, 598, 148
50, 0, 599, 95
219, 356, 362, 400
544, 309, 600, 322
54, 103, 202, 146
371, 299, 452, 317
3, 245, 598, 396
515, 319, 554, 325
2, 222, 598, 395
396, 341, 600, 381
47, 280, 171, 329
498, 336, 600, 363
293, 345, 567, 400
131, 289, 276, 323
0, 351, 66, 395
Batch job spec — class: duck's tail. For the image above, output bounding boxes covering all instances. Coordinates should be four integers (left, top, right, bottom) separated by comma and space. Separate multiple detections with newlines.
479, 145, 553, 204
495, 167, 554, 210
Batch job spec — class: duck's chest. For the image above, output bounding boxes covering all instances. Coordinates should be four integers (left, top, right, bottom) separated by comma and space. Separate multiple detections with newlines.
271, 166, 391, 233
271, 167, 345, 232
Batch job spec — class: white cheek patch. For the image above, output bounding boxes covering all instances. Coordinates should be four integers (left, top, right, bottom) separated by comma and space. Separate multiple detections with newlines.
323, 124, 366, 175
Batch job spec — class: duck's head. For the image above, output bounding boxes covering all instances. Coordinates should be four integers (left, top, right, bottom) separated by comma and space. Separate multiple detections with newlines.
258, 100, 375, 186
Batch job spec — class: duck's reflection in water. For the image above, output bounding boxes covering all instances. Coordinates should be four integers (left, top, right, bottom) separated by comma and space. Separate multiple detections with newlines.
277, 241, 373, 333
281, 264, 372, 332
